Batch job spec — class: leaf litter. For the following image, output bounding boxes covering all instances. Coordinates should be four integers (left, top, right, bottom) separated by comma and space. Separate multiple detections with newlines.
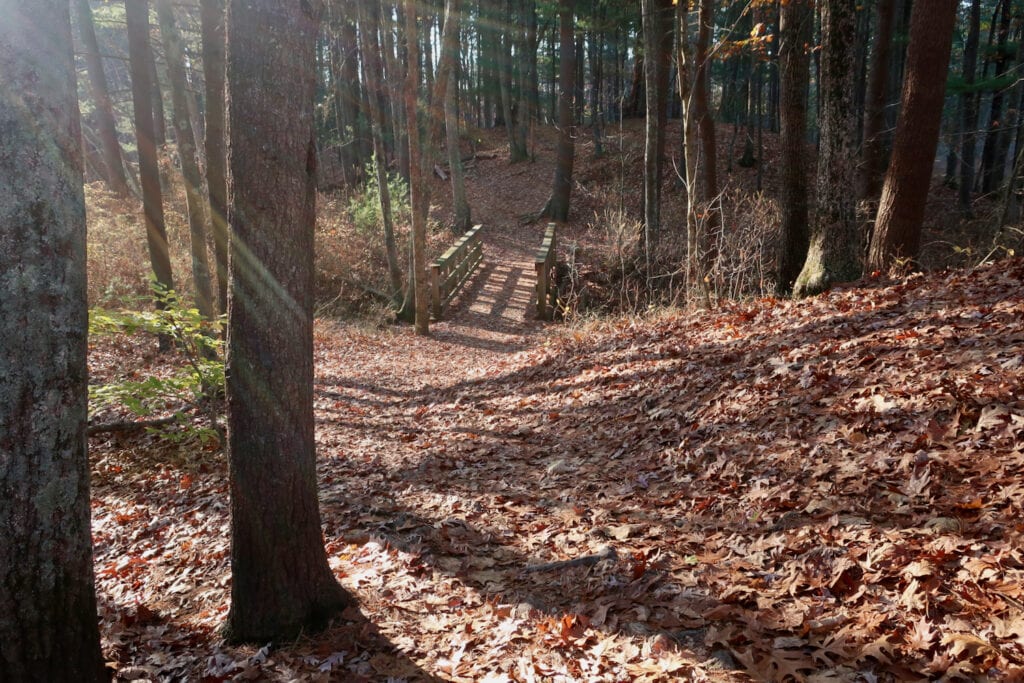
89, 242, 1024, 678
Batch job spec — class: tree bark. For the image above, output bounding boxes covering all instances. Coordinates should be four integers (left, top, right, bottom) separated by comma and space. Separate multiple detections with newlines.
859, 0, 896, 200
777, 0, 813, 294
793, 0, 860, 297
0, 2, 106, 679
201, 0, 230, 316
541, 0, 576, 222
404, 0, 431, 335
126, 0, 176, 314
867, 0, 958, 271
156, 0, 215, 320
74, 0, 130, 196
223, 0, 352, 644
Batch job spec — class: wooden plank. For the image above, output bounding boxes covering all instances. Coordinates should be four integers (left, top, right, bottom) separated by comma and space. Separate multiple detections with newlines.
431, 263, 442, 319
430, 224, 485, 318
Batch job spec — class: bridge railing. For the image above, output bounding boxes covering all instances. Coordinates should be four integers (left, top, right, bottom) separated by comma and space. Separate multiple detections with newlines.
431, 224, 484, 319
534, 222, 558, 320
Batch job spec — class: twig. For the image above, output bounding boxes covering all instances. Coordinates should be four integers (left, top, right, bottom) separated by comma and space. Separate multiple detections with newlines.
521, 546, 618, 574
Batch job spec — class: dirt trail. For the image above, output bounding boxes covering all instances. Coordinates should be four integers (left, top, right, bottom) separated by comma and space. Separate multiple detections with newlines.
340, 150, 562, 390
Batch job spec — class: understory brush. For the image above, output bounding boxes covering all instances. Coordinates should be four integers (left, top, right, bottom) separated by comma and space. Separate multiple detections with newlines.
316, 173, 450, 319
559, 189, 780, 319
89, 285, 224, 445
86, 176, 193, 307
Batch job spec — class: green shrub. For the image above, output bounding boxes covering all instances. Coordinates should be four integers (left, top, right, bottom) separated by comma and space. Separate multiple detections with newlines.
89, 283, 224, 444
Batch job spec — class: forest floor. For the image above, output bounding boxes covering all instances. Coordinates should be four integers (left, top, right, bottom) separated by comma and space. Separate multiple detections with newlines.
88, 127, 1024, 681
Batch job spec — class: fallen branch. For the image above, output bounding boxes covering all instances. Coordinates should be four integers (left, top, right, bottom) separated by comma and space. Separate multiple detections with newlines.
521, 546, 618, 573
87, 414, 181, 435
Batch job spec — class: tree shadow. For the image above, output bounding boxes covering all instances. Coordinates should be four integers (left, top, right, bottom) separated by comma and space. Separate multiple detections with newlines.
313, 263, 1024, 678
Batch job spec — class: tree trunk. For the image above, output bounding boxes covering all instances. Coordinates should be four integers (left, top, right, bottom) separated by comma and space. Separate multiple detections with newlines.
980, 0, 1012, 195
677, 0, 703, 298
867, 0, 958, 271
694, 0, 719, 242
520, 0, 539, 158
541, 0, 576, 222
441, 0, 473, 232
959, 0, 981, 215
497, 0, 528, 161
793, 0, 860, 297
358, 0, 404, 298
404, 0, 430, 335
640, 0, 669, 245
126, 0, 176, 314
223, 0, 351, 643
0, 2, 106, 679
860, 0, 896, 199
201, 0, 229, 316
156, 0, 215, 320
777, 0, 813, 294
74, 0, 129, 196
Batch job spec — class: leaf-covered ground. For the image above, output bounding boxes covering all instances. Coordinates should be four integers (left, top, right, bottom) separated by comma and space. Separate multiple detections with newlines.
89, 253, 1024, 681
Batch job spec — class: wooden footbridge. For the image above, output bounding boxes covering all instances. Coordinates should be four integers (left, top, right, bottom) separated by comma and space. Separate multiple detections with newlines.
430, 222, 560, 325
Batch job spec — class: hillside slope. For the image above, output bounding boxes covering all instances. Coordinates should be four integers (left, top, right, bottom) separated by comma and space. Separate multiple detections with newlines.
90, 258, 1024, 681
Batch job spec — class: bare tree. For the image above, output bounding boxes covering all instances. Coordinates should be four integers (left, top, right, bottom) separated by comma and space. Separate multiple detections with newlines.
201, 0, 230, 315
126, 0, 176, 316
357, 0, 404, 299
403, 0, 430, 335
74, 0, 130, 196
156, 0, 214, 320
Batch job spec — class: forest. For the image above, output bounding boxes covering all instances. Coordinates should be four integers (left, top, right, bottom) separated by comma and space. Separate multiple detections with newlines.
1, 0, 1024, 680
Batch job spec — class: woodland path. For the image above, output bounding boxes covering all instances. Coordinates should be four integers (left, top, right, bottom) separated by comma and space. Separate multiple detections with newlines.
429, 149, 559, 342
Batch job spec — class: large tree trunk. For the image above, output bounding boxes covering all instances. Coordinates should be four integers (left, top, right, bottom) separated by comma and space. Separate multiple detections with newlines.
126, 0, 176, 314
793, 0, 860, 297
201, 0, 229, 315
223, 0, 351, 644
74, 0, 130, 197
156, 0, 215, 320
777, 0, 813, 294
867, 0, 958, 271
0, 2, 106, 679
959, 0, 981, 216
403, 0, 430, 335
859, 0, 896, 199
541, 0, 576, 222
358, 0, 404, 298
